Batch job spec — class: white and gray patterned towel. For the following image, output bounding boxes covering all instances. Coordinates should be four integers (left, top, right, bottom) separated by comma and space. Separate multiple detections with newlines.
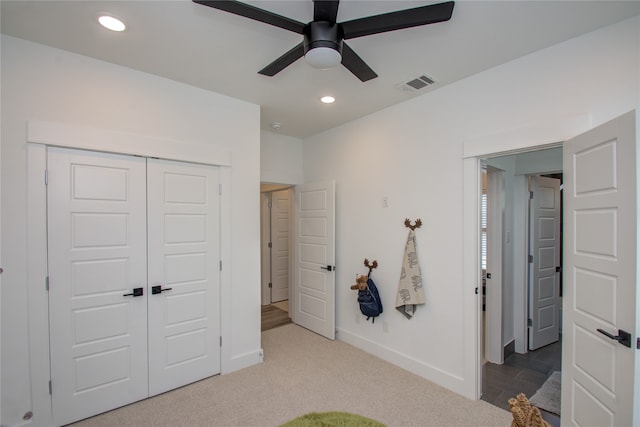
395, 230, 425, 319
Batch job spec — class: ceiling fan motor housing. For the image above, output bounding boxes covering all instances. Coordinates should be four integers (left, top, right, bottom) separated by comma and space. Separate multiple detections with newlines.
303, 21, 343, 56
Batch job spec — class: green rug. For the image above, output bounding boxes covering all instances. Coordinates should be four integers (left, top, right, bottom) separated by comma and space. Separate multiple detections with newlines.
279, 411, 386, 427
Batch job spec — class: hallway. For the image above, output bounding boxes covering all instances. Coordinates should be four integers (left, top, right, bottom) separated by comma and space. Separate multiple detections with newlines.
482, 340, 561, 426
261, 302, 291, 332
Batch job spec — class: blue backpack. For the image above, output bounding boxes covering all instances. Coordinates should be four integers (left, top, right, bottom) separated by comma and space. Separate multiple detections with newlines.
357, 277, 383, 322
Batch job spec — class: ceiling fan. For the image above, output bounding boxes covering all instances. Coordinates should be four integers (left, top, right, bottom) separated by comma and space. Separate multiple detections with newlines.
193, 0, 455, 82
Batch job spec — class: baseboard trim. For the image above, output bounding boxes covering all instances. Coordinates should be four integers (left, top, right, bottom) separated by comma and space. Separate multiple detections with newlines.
222, 348, 264, 374
336, 328, 468, 397
504, 339, 515, 360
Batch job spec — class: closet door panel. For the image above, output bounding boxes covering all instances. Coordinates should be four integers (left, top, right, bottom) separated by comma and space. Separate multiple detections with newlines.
47, 147, 148, 426
147, 159, 221, 396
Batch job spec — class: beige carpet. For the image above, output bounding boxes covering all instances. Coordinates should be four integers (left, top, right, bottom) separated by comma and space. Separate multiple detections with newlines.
70, 324, 510, 427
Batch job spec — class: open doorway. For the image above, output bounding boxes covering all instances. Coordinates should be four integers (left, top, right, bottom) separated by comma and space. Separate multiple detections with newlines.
260, 179, 337, 338
479, 148, 563, 426
260, 184, 293, 331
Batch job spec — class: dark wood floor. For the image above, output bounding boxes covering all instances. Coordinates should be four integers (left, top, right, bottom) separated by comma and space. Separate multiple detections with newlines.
261, 304, 291, 332
481, 339, 562, 427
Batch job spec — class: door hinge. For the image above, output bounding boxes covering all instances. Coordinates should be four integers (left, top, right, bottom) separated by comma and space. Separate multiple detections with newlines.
219, 260, 222, 271
637, 337, 640, 350
268, 242, 272, 248
529, 191, 534, 199
44, 170, 48, 185
220, 336, 222, 347
268, 282, 272, 288
45, 276, 49, 291
49, 380, 52, 395
529, 255, 533, 263
528, 318, 532, 327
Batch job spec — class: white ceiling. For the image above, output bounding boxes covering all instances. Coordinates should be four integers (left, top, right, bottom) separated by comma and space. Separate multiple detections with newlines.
2, 0, 639, 138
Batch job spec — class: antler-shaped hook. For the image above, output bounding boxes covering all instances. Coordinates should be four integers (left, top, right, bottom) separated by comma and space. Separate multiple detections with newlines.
364, 258, 378, 275
404, 218, 422, 230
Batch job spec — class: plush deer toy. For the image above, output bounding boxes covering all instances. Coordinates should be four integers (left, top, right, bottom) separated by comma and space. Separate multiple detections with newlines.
350, 275, 368, 291
508, 393, 551, 427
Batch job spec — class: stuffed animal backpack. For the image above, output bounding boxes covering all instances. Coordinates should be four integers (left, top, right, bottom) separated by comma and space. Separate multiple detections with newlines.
357, 277, 383, 322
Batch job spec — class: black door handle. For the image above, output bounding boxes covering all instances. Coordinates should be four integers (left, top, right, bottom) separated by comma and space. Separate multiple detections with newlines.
123, 287, 143, 297
320, 265, 334, 272
152, 285, 173, 295
597, 328, 632, 348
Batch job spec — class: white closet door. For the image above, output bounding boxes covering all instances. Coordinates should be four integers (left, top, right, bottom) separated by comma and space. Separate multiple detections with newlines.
47, 147, 148, 426
147, 159, 221, 396
271, 188, 291, 303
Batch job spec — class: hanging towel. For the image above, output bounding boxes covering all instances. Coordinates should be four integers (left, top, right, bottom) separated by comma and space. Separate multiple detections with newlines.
395, 229, 425, 319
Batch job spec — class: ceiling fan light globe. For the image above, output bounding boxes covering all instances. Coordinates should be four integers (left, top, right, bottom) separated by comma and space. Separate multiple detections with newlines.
305, 47, 342, 69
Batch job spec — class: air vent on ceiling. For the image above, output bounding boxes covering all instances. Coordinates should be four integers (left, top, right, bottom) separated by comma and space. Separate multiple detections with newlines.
396, 74, 437, 93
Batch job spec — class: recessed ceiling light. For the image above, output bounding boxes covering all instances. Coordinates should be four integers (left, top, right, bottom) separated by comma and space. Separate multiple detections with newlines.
98, 15, 126, 32
321, 96, 335, 104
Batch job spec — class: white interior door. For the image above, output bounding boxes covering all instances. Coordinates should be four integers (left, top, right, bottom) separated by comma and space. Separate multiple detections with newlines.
293, 181, 336, 339
47, 148, 148, 426
271, 188, 291, 303
147, 159, 221, 396
562, 111, 636, 426
528, 175, 561, 351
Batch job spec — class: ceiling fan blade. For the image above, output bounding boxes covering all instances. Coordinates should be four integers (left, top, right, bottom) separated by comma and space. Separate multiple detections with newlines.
341, 42, 377, 82
341, 1, 454, 40
258, 42, 305, 76
194, 0, 305, 33
313, 0, 340, 23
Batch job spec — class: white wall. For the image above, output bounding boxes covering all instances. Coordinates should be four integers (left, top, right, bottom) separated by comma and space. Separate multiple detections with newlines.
260, 130, 304, 185
514, 149, 563, 176
1, 35, 261, 426
302, 16, 639, 397
485, 155, 516, 351
0, 41, 3, 423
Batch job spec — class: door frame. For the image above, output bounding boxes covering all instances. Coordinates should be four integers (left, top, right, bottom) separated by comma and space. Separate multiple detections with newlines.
463, 114, 592, 400
484, 166, 504, 364
25, 121, 232, 427
469, 144, 564, 399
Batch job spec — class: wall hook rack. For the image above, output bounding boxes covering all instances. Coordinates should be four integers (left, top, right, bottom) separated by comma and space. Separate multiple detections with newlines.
364, 258, 378, 276
404, 218, 422, 230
